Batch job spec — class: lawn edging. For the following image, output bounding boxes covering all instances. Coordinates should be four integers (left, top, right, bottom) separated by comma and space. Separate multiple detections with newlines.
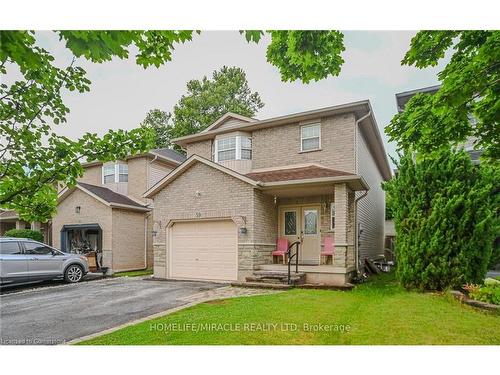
450, 290, 500, 313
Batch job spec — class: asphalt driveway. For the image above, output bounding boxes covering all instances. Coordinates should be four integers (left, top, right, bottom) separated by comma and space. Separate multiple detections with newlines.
0, 277, 222, 345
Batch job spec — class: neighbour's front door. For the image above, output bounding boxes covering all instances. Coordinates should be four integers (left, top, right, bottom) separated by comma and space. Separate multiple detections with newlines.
279, 205, 321, 265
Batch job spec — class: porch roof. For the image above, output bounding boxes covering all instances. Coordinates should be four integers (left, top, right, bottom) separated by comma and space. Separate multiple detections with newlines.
247, 165, 369, 197
246, 165, 354, 183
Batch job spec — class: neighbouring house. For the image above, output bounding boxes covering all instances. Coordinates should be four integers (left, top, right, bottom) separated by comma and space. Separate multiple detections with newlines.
395, 85, 483, 164
51, 148, 185, 274
0, 210, 51, 244
144, 101, 392, 285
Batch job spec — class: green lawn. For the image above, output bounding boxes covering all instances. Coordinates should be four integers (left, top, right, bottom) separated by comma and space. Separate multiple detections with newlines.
113, 269, 153, 278
79, 274, 500, 345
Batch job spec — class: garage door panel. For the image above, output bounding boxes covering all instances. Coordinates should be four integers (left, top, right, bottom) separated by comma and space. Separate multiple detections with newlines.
170, 220, 238, 281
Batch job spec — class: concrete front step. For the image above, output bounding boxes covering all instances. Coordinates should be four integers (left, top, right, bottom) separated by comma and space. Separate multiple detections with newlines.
245, 276, 303, 284
245, 271, 306, 286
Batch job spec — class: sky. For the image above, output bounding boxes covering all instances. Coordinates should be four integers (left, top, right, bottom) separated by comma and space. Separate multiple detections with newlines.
34, 31, 448, 168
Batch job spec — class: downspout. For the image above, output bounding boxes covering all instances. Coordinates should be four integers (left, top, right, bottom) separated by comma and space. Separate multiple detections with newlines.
354, 190, 368, 274
144, 155, 158, 270
143, 212, 152, 269
353, 110, 371, 274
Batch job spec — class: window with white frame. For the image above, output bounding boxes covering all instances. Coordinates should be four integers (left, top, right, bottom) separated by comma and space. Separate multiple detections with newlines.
241, 136, 252, 160
215, 136, 252, 162
217, 137, 236, 161
103, 164, 115, 184
330, 203, 336, 230
118, 164, 128, 182
102, 163, 128, 184
301, 123, 321, 151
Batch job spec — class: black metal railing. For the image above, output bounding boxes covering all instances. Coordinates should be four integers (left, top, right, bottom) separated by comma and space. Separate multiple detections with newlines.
286, 241, 301, 284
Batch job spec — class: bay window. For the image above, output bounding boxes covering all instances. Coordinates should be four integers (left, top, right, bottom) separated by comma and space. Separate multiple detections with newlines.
215, 136, 252, 162
240, 136, 252, 160
217, 137, 236, 161
102, 163, 128, 184
103, 164, 115, 184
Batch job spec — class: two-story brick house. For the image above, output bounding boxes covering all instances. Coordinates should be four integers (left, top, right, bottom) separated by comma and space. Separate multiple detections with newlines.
144, 101, 392, 285
51, 148, 185, 274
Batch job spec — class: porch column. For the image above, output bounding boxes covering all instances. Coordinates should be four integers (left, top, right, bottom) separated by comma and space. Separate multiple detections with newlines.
31, 221, 41, 231
15, 220, 24, 229
334, 184, 348, 267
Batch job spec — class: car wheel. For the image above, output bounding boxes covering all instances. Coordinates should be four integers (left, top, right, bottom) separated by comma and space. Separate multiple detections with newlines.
64, 264, 84, 283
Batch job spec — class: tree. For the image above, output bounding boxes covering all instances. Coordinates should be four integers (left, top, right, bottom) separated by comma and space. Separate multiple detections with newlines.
386, 31, 500, 159
167, 66, 264, 142
384, 149, 499, 290
140, 109, 173, 149
1, 30, 345, 221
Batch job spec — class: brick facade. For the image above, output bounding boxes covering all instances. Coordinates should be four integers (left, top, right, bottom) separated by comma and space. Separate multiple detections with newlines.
151, 162, 280, 281
52, 188, 150, 273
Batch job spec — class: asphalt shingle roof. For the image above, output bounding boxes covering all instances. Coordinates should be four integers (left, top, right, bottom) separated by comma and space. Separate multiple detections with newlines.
78, 182, 146, 208
152, 148, 186, 163
245, 165, 355, 183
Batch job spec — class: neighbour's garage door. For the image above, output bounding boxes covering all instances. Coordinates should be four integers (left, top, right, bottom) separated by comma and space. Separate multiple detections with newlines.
170, 220, 238, 281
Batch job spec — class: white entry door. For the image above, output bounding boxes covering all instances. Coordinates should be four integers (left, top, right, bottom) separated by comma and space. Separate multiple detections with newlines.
170, 220, 238, 281
279, 205, 321, 265
300, 206, 321, 264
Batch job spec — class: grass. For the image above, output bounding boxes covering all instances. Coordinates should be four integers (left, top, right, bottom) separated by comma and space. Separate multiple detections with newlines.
113, 269, 153, 278
79, 273, 500, 345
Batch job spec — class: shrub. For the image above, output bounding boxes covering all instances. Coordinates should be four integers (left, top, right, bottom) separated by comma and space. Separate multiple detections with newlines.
384, 149, 499, 290
4, 228, 44, 242
469, 285, 500, 305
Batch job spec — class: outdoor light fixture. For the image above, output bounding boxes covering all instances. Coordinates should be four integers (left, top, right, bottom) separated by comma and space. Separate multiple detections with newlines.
239, 227, 247, 234
75, 206, 81, 214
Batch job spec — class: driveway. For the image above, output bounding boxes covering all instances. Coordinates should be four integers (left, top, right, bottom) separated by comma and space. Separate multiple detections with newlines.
0, 277, 223, 345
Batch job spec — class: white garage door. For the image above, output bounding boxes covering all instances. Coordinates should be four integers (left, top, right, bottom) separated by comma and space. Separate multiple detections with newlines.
170, 220, 238, 281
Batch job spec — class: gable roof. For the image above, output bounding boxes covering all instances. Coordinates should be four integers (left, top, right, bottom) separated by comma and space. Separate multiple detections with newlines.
143, 155, 261, 198
143, 157, 369, 199
81, 147, 185, 168
59, 182, 150, 211
172, 101, 372, 146
170, 101, 392, 181
201, 112, 257, 133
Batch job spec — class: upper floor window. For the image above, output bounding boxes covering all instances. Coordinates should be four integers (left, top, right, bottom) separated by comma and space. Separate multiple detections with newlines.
103, 164, 115, 183
215, 136, 252, 162
102, 163, 128, 184
241, 137, 252, 160
217, 137, 236, 161
118, 164, 128, 182
301, 123, 321, 151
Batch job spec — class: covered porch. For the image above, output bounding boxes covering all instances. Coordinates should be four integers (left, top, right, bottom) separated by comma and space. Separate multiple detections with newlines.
247, 165, 369, 285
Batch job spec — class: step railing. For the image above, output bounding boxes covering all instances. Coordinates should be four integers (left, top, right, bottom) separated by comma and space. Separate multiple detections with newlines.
286, 241, 301, 284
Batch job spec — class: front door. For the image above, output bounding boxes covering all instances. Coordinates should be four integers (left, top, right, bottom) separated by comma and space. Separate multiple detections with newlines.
279, 205, 321, 265
300, 206, 321, 264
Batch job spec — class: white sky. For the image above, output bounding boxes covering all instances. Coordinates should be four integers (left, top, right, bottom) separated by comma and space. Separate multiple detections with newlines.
32, 30, 448, 168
